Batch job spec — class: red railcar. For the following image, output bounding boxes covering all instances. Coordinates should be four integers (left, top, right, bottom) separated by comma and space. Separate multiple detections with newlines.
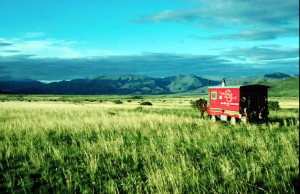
207, 84, 270, 124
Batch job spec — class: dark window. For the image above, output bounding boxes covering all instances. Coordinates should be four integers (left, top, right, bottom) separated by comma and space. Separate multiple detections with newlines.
211, 91, 217, 100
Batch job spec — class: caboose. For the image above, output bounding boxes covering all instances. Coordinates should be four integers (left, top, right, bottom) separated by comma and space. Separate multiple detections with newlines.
206, 80, 269, 124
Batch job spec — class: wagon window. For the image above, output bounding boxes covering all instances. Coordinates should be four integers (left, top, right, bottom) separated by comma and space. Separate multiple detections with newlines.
241, 97, 246, 102
211, 91, 217, 100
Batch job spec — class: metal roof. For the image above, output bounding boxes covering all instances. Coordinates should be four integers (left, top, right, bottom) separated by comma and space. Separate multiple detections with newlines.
208, 85, 242, 89
208, 84, 270, 89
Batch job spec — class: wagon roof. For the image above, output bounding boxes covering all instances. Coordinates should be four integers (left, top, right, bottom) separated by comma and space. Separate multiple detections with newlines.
208, 84, 270, 89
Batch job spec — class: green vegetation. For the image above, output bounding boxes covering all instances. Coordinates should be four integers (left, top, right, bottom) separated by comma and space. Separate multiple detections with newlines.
268, 101, 280, 111
113, 100, 123, 104
140, 101, 153, 106
0, 96, 298, 193
264, 77, 299, 97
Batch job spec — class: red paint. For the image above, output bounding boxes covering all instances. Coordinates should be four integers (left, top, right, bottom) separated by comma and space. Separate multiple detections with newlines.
207, 85, 269, 120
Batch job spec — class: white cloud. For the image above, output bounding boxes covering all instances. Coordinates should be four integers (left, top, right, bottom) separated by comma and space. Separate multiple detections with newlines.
0, 36, 117, 59
24, 32, 45, 38
221, 46, 299, 61
139, 0, 299, 27
192, 27, 299, 41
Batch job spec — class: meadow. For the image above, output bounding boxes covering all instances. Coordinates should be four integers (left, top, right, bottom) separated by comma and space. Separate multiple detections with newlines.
0, 95, 299, 193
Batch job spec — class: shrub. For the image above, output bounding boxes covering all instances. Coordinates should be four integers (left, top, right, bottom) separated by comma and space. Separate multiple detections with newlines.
140, 101, 152, 106
268, 101, 280, 111
59, 96, 68, 102
113, 100, 123, 104
132, 96, 143, 99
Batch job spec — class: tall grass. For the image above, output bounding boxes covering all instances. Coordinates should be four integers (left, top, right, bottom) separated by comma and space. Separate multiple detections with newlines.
0, 100, 298, 193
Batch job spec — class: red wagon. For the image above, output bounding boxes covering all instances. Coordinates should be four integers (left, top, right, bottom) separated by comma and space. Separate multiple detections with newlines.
206, 83, 270, 124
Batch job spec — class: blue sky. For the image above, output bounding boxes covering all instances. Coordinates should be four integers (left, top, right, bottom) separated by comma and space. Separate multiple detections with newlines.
0, 0, 298, 81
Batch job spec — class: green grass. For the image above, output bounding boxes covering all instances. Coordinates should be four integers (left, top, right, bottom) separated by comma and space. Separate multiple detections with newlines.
265, 77, 299, 97
0, 96, 299, 193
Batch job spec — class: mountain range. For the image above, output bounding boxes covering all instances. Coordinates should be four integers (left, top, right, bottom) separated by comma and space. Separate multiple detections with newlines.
0, 72, 298, 96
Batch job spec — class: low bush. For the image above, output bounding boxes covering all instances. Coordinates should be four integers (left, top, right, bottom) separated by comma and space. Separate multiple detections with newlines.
113, 100, 123, 104
140, 101, 152, 106
132, 96, 143, 99
269, 101, 280, 111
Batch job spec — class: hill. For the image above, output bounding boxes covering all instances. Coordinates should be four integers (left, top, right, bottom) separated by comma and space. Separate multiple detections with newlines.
162, 75, 219, 93
178, 73, 297, 96
217, 72, 292, 86
0, 75, 215, 95
0, 80, 44, 94
0, 90, 14, 94
0, 73, 297, 96
259, 77, 299, 97
263, 72, 292, 79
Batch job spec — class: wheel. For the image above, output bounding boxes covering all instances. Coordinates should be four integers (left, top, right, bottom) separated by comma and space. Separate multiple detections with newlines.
230, 117, 236, 125
211, 115, 216, 122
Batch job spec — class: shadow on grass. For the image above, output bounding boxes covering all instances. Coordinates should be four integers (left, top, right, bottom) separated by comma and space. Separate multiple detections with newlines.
267, 117, 299, 127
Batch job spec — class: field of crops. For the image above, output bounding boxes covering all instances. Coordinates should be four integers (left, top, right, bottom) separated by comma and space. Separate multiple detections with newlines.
0, 95, 299, 193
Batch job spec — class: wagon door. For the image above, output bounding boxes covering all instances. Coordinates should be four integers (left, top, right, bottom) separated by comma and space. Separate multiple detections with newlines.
240, 85, 269, 121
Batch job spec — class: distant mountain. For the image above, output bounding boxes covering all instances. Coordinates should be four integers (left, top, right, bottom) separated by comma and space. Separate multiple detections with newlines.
0, 73, 296, 96
220, 72, 292, 86
0, 79, 44, 93
263, 72, 291, 79
0, 90, 14, 94
162, 75, 219, 93
87, 74, 168, 94
0, 74, 217, 95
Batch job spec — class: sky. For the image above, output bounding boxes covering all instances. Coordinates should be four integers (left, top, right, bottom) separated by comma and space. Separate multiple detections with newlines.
0, 0, 299, 81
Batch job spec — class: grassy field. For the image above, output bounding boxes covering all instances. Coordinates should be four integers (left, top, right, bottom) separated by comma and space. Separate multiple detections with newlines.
0, 95, 299, 193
